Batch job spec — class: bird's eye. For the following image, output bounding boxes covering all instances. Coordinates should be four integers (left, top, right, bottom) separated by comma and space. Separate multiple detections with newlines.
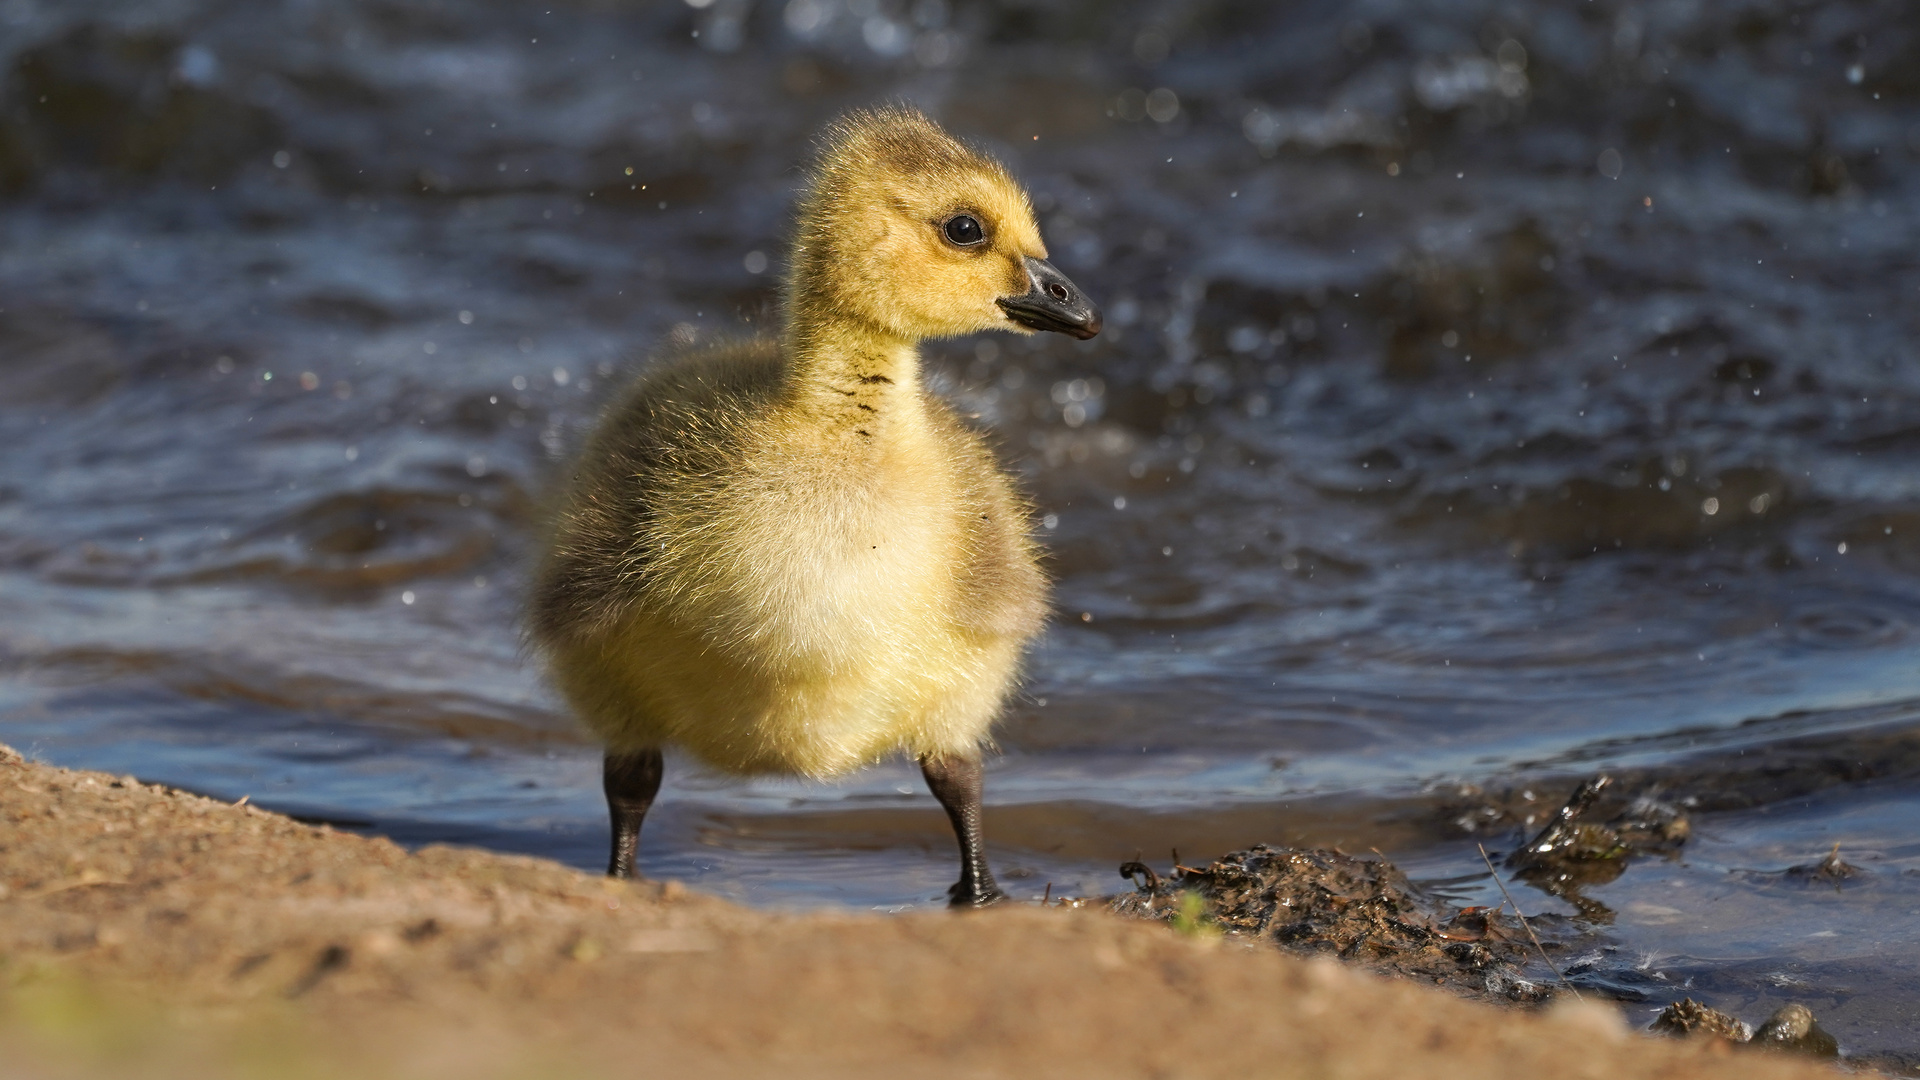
942, 214, 985, 246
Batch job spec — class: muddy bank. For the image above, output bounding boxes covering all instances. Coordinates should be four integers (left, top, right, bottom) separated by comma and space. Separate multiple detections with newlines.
0, 744, 1853, 1080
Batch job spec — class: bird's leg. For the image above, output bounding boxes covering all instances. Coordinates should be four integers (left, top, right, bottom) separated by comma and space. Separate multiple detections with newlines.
604, 748, 663, 879
919, 752, 1007, 907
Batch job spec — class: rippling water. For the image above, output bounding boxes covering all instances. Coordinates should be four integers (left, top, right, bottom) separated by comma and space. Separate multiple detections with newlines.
3, 0, 1919, 1060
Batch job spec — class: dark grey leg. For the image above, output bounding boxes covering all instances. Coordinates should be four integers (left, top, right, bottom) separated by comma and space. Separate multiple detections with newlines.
604, 748, 663, 879
919, 752, 1007, 908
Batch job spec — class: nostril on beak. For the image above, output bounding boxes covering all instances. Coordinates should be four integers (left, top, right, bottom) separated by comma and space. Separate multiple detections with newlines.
1002, 255, 1100, 339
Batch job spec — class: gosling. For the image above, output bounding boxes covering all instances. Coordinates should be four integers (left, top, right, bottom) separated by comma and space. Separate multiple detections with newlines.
528, 106, 1100, 906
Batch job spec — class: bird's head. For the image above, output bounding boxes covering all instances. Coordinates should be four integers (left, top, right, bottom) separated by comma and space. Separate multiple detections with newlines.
788, 105, 1101, 344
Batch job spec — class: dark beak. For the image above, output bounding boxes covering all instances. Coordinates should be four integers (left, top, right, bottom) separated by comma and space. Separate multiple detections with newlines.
997, 256, 1101, 340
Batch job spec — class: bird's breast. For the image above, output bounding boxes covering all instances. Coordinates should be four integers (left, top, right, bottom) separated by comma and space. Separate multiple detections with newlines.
659, 433, 964, 673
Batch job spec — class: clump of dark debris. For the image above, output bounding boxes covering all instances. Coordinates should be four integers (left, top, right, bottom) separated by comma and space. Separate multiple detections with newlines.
1505, 777, 1691, 867
1783, 844, 1862, 890
1107, 842, 1849, 1057
1502, 776, 1690, 924
1754, 1004, 1842, 1057
1650, 999, 1839, 1058
1106, 773, 1846, 1060
1103, 770, 1839, 1059
1731, 843, 1868, 892
1649, 998, 1752, 1041
1107, 774, 1700, 1003
1107, 844, 1561, 1003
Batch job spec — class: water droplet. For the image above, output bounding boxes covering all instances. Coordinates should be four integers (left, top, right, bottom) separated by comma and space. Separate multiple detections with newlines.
1145, 88, 1180, 124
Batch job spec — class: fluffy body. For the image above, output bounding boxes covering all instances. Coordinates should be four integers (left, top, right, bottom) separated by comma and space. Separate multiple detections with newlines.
529, 108, 1053, 779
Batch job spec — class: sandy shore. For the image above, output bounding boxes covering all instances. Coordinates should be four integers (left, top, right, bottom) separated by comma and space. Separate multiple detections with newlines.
0, 743, 1844, 1079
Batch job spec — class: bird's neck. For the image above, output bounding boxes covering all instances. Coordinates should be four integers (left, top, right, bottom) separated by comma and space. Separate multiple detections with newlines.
780, 308, 927, 438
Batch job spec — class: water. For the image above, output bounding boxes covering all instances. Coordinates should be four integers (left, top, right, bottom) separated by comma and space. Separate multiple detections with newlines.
3, 0, 1919, 1060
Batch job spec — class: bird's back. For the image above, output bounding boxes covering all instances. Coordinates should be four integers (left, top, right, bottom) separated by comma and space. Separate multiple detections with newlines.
528, 337, 787, 651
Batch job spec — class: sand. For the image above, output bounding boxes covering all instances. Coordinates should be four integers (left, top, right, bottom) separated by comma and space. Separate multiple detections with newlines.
0, 742, 1845, 1079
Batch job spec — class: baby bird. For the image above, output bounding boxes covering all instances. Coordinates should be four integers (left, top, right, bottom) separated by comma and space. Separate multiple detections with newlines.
528, 106, 1100, 906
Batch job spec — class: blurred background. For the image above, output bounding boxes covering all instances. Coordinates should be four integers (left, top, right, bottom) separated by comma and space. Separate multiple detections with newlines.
1, 0, 1918, 1056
